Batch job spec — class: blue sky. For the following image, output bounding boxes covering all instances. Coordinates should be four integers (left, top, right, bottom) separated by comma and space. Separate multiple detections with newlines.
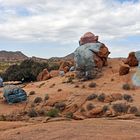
0, 0, 139, 58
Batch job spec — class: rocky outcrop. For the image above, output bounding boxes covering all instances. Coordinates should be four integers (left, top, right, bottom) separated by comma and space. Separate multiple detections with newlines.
119, 65, 130, 76
124, 52, 138, 67
59, 61, 74, 73
74, 32, 110, 79
37, 69, 51, 81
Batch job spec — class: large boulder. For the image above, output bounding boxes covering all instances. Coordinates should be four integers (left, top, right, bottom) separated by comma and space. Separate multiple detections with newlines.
74, 38, 110, 79
3, 85, 27, 104
132, 51, 140, 86
124, 52, 138, 67
79, 32, 99, 46
37, 68, 51, 81
119, 65, 130, 76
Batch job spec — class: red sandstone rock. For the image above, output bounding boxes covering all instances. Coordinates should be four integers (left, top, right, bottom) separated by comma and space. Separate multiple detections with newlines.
37, 69, 51, 81
50, 70, 59, 77
79, 32, 98, 46
124, 52, 138, 67
119, 65, 130, 76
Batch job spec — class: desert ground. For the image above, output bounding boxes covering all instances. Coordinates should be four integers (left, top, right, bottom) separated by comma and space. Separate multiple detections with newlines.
0, 58, 140, 140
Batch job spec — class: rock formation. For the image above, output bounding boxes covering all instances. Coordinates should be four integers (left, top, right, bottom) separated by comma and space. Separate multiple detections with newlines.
74, 32, 110, 80
119, 65, 130, 76
124, 52, 138, 67
79, 32, 99, 46
59, 61, 74, 73
37, 68, 51, 81
132, 51, 140, 86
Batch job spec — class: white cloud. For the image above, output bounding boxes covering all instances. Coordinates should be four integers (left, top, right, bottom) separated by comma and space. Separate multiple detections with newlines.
0, 0, 140, 57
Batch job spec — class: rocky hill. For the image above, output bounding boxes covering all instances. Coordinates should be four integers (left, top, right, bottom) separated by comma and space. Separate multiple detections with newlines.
0, 51, 28, 61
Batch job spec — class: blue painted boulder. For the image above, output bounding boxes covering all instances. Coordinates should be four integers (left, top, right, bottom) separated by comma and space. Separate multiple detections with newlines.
0, 77, 3, 87
74, 42, 110, 79
132, 51, 140, 86
3, 85, 27, 104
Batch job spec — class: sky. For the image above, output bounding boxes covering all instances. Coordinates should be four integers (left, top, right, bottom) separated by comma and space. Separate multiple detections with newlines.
0, 0, 140, 58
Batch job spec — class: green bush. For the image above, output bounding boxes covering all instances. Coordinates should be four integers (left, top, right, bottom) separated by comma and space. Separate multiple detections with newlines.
46, 108, 59, 117
2, 59, 49, 82
65, 112, 73, 119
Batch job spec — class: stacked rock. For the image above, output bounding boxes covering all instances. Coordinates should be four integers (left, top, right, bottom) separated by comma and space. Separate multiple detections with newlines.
132, 51, 140, 86
74, 32, 110, 80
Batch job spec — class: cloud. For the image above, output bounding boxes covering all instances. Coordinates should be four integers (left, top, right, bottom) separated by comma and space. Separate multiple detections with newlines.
0, 0, 140, 57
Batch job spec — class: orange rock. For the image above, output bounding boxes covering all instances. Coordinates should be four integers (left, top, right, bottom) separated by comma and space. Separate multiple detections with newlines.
59, 61, 74, 73
37, 69, 51, 81
119, 65, 130, 76
90, 107, 103, 116
50, 70, 59, 77
124, 52, 138, 67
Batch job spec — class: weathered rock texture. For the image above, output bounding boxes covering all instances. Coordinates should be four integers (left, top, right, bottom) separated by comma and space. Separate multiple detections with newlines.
124, 52, 138, 67
74, 32, 110, 79
132, 51, 140, 86
37, 69, 51, 81
79, 32, 99, 46
59, 61, 74, 73
119, 65, 130, 76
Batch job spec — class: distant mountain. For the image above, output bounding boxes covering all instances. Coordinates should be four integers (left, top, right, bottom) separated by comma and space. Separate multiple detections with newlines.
49, 53, 74, 62
0, 51, 28, 61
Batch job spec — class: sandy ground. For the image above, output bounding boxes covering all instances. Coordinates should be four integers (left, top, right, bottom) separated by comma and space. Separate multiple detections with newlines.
0, 58, 140, 140
0, 119, 140, 140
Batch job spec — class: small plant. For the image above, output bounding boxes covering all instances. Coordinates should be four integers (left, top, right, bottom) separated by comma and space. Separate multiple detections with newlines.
112, 103, 129, 113
65, 112, 73, 119
46, 108, 59, 117
122, 83, 131, 90
135, 111, 140, 117
86, 93, 97, 101
37, 109, 47, 116
74, 85, 79, 88
33, 97, 43, 104
88, 82, 97, 88
0, 114, 6, 121
129, 106, 138, 114
97, 93, 106, 102
29, 91, 36, 96
123, 94, 133, 102
57, 89, 62, 92
28, 108, 38, 117
67, 77, 74, 83
111, 78, 114, 81
86, 103, 95, 111
80, 107, 86, 112
44, 94, 49, 101
82, 85, 86, 88
54, 102, 66, 111
102, 105, 109, 113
